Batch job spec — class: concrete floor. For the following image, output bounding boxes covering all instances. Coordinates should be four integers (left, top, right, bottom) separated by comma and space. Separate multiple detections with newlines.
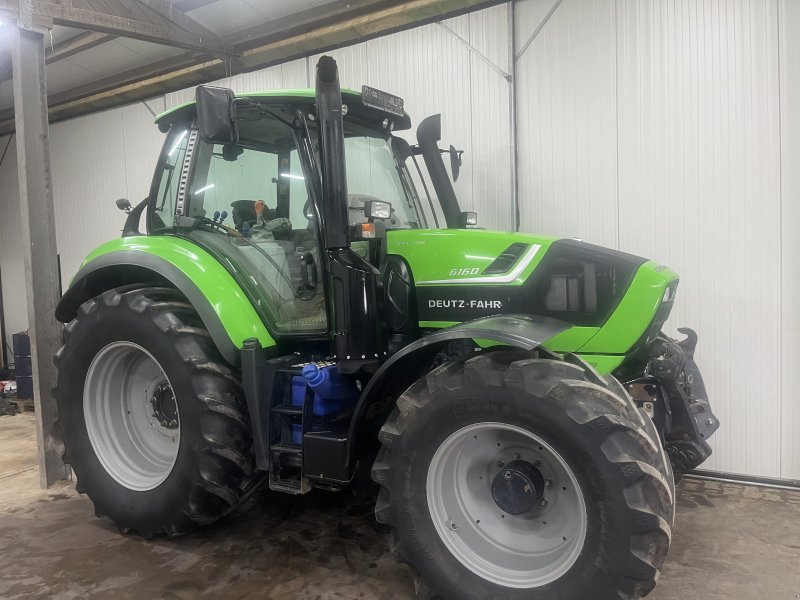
1, 414, 799, 600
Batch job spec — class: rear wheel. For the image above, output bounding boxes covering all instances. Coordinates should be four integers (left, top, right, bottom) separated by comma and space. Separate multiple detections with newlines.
372, 351, 674, 600
55, 287, 256, 537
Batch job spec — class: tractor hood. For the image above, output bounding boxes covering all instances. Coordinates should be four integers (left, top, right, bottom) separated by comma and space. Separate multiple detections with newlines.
387, 229, 557, 286
386, 228, 679, 357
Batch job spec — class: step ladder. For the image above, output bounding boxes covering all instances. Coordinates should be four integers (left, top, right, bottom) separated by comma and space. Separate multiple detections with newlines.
268, 362, 313, 494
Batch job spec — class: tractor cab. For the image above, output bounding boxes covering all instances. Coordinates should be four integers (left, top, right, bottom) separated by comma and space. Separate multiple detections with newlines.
148, 85, 432, 340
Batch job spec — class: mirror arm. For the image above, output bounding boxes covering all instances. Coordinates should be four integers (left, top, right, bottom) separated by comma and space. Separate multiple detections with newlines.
121, 197, 149, 238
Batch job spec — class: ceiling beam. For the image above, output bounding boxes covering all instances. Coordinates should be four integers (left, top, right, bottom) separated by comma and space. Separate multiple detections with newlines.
0, 0, 505, 134
226, 0, 395, 47
0, 31, 116, 85
0, 0, 227, 54
46, 31, 117, 63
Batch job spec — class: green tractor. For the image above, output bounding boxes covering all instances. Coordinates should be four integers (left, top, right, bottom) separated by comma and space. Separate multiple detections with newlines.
54, 56, 718, 599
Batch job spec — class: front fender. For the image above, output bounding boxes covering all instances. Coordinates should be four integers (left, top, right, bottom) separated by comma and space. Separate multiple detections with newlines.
56, 236, 275, 365
346, 314, 570, 470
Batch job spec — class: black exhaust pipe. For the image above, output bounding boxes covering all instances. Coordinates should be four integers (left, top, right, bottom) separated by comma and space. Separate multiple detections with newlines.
314, 56, 383, 372
315, 56, 349, 249
416, 114, 462, 228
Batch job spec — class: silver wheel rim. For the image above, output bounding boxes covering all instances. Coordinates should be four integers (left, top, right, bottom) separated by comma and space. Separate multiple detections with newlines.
426, 422, 587, 588
83, 342, 180, 491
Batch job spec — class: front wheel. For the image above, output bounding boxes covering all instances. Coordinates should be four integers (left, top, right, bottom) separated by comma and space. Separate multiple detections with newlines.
372, 351, 674, 600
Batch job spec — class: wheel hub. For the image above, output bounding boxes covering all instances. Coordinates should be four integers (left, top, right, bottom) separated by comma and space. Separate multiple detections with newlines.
491, 459, 545, 515
149, 382, 178, 430
426, 422, 587, 588
83, 341, 180, 491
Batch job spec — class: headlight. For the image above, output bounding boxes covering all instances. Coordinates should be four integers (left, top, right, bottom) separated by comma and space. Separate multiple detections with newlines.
662, 281, 678, 303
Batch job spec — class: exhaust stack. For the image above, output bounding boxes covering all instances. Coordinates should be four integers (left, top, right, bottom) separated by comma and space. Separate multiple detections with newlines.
314, 56, 383, 372
314, 56, 349, 249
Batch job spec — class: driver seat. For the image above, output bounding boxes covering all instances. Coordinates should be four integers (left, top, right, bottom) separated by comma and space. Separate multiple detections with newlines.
231, 199, 276, 231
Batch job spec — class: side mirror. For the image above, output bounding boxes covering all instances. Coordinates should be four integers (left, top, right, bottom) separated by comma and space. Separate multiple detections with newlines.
196, 85, 238, 144
391, 136, 413, 161
459, 211, 477, 228
115, 198, 132, 213
449, 145, 463, 182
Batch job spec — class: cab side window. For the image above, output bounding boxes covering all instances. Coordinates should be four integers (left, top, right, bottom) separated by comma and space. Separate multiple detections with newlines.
150, 126, 190, 232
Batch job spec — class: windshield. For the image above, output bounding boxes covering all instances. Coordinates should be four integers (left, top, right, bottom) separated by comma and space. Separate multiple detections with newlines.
340, 132, 426, 229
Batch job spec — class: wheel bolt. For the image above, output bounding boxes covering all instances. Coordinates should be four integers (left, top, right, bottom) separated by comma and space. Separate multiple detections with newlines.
545, 479, 552, 488
503, 470, 512, 480
540, 498, 549, 507
513, 452, 521, 460
496, 459, 504, 468
534, 459, 542, 467
448, 520, 457, 531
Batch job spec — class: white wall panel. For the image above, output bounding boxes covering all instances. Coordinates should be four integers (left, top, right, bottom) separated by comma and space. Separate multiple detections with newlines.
779, 0, 800, 481
164, 59, 309, 107
49, 102, 167, 289
515, 0, 619, 248
616, 0, 783, 477
516, 0, 797, 479
0, 101, 166, 355
309, 5, 515, 231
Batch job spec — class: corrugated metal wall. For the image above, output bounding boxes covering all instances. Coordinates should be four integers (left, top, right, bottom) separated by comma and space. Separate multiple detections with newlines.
779, 0, 800, 481
0, 1, 796, 479
165, 5, 515, 231
0, 99, 166, 359
515, 0, 800, 480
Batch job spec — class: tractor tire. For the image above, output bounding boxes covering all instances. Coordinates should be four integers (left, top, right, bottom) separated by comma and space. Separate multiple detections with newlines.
372, 351, 674, 600
54, 286, 256, 537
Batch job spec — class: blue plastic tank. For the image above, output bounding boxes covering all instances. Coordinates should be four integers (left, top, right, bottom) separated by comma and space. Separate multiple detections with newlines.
289, 363, 358, 444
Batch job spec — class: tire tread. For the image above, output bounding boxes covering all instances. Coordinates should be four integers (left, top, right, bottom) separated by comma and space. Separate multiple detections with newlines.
372, 350, 674, 600
54, 286, 255, 538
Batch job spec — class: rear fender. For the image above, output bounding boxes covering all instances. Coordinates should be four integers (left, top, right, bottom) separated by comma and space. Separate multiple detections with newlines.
55, 237, 275, 365
346, 314, 570, 469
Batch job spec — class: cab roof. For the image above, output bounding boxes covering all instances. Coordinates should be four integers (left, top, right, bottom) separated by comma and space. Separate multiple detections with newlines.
155, 88, 412, 132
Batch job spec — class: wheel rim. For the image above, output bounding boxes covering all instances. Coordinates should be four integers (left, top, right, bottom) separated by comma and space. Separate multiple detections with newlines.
83, 342, 180, 491
426, 422, 587, 588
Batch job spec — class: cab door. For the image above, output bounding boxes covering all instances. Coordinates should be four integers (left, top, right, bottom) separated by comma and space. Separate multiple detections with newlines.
170, 123, 328, 338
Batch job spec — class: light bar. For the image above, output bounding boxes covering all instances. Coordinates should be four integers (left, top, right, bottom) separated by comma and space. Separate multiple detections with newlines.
361, 85, 404, 116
